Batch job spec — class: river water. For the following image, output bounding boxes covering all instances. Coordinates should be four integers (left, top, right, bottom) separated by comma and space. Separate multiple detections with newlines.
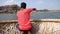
0, 12, 60, 20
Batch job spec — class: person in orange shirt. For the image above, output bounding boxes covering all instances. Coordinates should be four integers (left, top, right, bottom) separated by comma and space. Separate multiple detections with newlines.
16, 2, 36, 34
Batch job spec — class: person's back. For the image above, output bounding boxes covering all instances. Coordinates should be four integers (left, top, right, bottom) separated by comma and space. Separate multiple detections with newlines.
17, 8, 33, 30
16, 2, 36, 34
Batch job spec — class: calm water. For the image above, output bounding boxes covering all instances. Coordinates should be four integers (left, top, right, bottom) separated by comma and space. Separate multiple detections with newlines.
0, 12, 60, 20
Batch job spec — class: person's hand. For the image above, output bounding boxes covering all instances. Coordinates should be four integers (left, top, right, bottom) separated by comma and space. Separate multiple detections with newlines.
33, 8, 36, 11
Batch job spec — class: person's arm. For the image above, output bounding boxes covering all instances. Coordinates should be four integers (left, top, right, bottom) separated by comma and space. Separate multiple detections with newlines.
27, 8, 36, 13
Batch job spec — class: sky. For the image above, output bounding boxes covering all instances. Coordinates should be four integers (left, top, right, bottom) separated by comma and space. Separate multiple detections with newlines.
0, 0, 60, 10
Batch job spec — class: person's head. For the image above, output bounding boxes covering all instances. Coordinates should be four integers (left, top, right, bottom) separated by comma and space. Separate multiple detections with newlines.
21, 2, 26, 9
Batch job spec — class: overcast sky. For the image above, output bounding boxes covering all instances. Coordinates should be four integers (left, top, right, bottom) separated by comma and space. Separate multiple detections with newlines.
0, 0, 60, 10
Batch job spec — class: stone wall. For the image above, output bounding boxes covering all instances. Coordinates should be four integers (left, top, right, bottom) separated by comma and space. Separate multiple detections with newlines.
0, 19, 60, 34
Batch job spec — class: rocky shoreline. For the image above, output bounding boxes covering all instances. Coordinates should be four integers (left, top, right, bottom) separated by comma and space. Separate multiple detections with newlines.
0, 5, 19, 13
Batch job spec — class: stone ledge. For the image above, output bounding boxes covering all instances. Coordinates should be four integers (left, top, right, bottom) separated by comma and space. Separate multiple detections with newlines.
0, 19, 60, 34
0, 19, 60, 24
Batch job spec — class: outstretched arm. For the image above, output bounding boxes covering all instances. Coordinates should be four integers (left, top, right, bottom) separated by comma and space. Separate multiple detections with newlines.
27, 8, 36, 13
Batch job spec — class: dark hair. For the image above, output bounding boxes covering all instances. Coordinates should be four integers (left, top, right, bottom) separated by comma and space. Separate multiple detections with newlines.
21, 2, 26, 8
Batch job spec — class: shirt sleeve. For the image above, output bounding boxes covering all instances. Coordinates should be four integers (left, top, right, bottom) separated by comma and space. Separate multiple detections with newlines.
27, 8, 33, 13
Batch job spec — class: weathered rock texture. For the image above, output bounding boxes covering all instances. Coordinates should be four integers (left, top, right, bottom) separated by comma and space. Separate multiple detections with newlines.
0, 19, 60, 34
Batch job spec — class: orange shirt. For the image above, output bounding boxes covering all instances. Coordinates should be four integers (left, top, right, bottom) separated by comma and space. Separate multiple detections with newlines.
16, 8, 33, 30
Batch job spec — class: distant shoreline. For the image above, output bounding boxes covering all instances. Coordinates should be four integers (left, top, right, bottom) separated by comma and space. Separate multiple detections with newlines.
0, 10, 60, 14
0, 5, 60, 13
